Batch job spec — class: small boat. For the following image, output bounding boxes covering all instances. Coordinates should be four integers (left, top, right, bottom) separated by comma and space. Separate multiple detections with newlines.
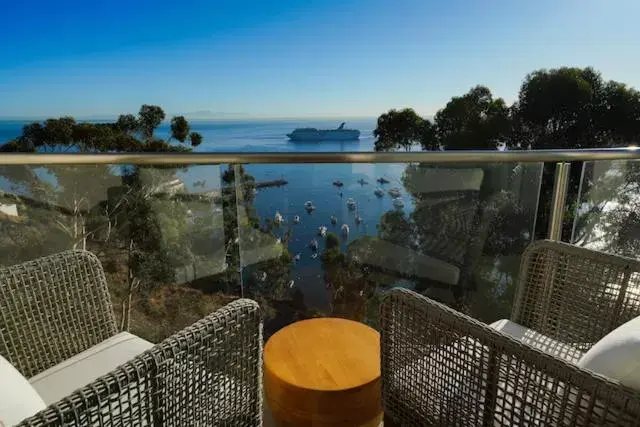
310, 239, 319, 251
311, 253, 318, 259
304, 201, 316, 211
357, 178, 368, 185
288, 280, 295, 288
294, 253, 301, 261
374, 189, 384, 198
388, 187, 402, 198
293, 215, 300, 224
333, 180, 344, 187
341, 224, 350, 235
346, 198, 356, 210
393, 198, 405, 208
377, 177, 390, 184
274, 211, 284, 223
330, 215, 338, 225
318, 226, 327, 237
355, 215, 363, 224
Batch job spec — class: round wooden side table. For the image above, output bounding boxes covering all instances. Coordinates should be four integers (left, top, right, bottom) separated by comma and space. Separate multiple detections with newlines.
264, 318, 382, 427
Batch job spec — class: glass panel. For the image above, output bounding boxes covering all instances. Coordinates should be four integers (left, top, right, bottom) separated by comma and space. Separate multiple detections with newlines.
572, 160, 640, 258
0, 163, 240, 342
234, 161, 544, 338
0, 160, 544, 342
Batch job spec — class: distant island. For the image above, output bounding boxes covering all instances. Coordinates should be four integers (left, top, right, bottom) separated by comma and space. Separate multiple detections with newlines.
178, 110, 251, 120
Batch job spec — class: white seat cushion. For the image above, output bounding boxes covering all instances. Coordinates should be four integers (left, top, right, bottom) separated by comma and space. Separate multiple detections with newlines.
0, 354, 46, 426
29, 332, 153, 405
578, 315, 640, 390
490, 319, 584, 364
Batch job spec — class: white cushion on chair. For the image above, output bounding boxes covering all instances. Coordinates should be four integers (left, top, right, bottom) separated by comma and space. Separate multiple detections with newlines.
578, 315, 640, 390
490, 319, 584, 364
0, 354, 46, 426
29, 332, 153, 405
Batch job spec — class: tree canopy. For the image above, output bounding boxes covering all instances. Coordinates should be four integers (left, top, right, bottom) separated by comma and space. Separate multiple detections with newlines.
373, 108, 435, 151
511, 67, 640, 149
2, 105, 202, 154
434, 86, 510, 150
138, 105, 166, 141
374, 67, 640, 152
170, 116, 190, 143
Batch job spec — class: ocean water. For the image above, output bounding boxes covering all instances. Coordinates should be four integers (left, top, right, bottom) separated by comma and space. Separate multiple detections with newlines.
0, 119, 413, 309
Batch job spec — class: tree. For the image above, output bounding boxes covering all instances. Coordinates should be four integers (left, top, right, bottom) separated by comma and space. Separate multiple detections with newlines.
138, 105, 166, 140
374, 108, 431, 151
510, 67, 602, 149
597, 81, 640, 145
190, 131, 203, 147
434, 86, 509, 150
321, 242, 374, 321
0, 105, 207, 323
116, 114, 138, 134
1, 104, 203, 248
509, 67, 639, 149
420, 120, 438, 151
377, 210, 412, 246
325, 232, 340, 250
170, 116, 190, 142
511, 67, 640, 240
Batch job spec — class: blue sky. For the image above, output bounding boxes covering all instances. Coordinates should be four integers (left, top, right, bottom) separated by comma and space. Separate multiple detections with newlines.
1, 0, 639, 118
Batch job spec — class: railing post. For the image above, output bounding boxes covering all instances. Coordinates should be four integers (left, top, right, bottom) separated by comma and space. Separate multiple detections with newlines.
547, 162, 571, 241
233, 164, 245, 297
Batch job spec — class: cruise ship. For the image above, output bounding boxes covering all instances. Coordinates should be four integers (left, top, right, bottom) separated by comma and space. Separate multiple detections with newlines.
287, 123, 360, 141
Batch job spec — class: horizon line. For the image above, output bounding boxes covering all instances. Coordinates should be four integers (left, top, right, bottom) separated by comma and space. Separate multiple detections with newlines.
0, 114, 386, 122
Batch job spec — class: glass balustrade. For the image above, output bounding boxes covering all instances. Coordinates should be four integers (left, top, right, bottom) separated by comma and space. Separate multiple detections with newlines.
0, 158, 546, 341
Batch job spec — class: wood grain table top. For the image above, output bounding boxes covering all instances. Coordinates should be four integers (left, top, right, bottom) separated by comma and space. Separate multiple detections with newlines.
264, 317, 381, 391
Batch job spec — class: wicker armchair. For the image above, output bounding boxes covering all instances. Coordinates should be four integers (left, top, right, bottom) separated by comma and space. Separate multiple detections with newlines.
0, 250, 263, 426
381, 240, 640, 426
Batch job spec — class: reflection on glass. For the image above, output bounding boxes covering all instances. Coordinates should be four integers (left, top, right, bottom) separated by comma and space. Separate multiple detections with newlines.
572, 160, 640, 258
0, 164, 235, 343
0, 160, 543, 341
236, 162, 543, 337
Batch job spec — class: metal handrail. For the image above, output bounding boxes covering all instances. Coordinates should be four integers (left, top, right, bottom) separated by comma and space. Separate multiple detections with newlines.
0, 148, 640, 165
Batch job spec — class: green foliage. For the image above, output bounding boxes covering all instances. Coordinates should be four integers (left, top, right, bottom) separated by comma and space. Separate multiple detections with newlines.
325, 232, 340, 250
321, 244, 377, 322
374, 108, 433, 151
377, 210, 412, 246
116, 114, 138, 133
511, 67, 640, 149
138, 105, 166, 140
3, 105, 203, 154
190, 131, 203, 147
170, 116, 190, 142
435, 86, 510, 150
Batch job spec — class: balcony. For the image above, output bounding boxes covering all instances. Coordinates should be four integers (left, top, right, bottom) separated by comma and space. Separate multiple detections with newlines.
1, 149, 640, 426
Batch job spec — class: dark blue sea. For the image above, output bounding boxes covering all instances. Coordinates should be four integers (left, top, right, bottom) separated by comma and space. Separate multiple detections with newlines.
0, 119, 413, 309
